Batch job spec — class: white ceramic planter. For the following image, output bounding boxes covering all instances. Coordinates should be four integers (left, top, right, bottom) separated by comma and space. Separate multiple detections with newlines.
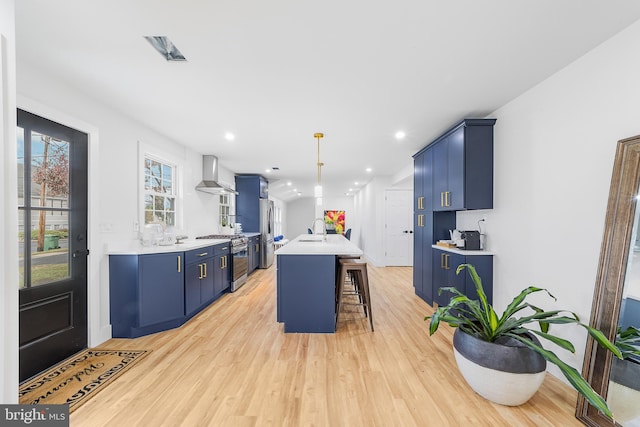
453, 329, 547, 406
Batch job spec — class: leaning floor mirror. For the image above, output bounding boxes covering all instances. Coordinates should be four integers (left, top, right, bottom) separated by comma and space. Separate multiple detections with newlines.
577, 135, 640, 426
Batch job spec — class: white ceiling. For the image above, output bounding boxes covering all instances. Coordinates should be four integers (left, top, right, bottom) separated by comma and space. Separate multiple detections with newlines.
14, 1, 640, 201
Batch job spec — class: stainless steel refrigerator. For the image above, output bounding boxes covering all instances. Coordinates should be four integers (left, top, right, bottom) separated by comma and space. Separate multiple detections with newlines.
259, 199, 275, 268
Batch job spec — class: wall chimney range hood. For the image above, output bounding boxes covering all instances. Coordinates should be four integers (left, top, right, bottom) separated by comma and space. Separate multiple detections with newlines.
196, 155, 238, 195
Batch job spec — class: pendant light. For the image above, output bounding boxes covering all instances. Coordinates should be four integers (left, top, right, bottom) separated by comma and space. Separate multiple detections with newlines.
314, 132, 324, 205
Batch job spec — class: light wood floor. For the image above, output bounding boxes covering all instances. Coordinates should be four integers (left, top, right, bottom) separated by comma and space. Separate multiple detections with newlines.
72, 264, 584, 426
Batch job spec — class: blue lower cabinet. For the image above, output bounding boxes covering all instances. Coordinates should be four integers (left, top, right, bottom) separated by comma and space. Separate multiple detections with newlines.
247, 235, 261, 275
185, 246, 216, 317
432, 248, 493, 307
213, 243, 231, 295
109, 245, 230, 338
110, 252, 184, 338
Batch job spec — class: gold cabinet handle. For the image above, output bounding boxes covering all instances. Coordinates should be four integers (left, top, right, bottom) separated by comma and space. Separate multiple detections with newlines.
446, 191, 450, 207
177, 255, 181, 273
256, 244, 259, 252
440, 192, 444, 207
203, 262, 207, 278
445, 254, 450, 270
197, 252, 208, 257
199, 263, 203, 279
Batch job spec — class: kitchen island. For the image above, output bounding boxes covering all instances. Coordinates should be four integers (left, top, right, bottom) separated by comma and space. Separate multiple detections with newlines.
275, 234, 363, 333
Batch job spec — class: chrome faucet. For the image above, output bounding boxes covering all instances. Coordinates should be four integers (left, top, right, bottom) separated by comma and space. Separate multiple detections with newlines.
310, 218, 327, 240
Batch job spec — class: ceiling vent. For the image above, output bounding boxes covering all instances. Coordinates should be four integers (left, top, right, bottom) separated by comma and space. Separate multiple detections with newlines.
144, 36, 187, 62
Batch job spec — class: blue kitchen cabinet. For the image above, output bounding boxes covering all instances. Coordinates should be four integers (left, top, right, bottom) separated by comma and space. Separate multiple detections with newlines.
413, 148, 456, 304
413, 118, 495, 306
235, 175, 268, 232
184, 246, 215, 316
432, 247, 493, 307
213, 243, 231, 295
430, 119, 495, 211
248, 235, 261, 275
109, 252, 185, 338
413, 149, 431, 302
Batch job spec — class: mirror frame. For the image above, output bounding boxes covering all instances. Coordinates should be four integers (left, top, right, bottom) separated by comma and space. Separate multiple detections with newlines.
577, 135, 640, 426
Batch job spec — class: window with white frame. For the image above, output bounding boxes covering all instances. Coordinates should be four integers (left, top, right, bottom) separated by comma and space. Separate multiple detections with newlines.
219, 194, 230, 228
143, 155, 177, 226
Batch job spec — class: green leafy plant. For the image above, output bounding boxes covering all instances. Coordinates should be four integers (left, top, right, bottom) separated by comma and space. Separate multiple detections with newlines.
425, 264, 623, 420
616, 325, 640, 360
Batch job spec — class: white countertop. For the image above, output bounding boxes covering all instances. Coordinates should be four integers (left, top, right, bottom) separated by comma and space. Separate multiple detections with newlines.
108, 238, 230, 255
431, 244, 494, 256
275, 234, 363, 256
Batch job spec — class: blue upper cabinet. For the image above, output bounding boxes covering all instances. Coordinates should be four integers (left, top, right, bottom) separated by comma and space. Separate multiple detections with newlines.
235, 175, 268, 232
428, 119, 495, 211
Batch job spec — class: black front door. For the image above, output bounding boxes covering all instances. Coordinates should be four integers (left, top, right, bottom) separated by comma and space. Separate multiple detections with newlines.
17, 109, 88, 382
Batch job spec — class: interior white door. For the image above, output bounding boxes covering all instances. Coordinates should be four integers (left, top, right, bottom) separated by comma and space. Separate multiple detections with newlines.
385, 189, 413, 266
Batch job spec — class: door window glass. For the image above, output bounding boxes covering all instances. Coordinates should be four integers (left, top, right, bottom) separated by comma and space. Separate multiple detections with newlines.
18, 129, 71, 288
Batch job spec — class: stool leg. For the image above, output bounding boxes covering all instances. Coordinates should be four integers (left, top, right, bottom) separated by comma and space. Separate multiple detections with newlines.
354, 269, 367, 317
361, 268, 374, 332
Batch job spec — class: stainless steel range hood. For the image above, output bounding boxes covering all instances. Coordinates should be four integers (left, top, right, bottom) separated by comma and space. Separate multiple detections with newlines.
196, 155, 238, 195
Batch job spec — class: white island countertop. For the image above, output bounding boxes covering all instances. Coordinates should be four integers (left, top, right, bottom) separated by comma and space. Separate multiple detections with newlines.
108, 238, 230, 255
275, 234, 363, 256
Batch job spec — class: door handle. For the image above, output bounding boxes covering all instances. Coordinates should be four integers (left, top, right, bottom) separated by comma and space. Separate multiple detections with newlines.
72, 249, 90, 258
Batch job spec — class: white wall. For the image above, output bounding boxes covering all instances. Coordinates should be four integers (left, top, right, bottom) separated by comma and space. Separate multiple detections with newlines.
0, 0, 18, 404
284, 195, 355, 238
285, 197, 315, 238
459, 19, 640, 381
353, 170, 413, 266
354, 176, 393, 265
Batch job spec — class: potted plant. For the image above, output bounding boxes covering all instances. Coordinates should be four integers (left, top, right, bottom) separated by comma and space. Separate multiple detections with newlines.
425, 264, 623, 420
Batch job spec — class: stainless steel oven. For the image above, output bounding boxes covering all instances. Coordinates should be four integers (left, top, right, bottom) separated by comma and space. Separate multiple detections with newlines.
230, 239, 248, 291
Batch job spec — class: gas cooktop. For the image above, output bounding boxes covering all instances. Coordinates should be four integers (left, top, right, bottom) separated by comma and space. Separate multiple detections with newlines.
196, 234, 249, 246
196, 234, 245, 240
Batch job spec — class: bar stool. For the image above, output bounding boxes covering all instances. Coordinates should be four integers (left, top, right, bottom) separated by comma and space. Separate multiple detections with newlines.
335, 258, 374, 332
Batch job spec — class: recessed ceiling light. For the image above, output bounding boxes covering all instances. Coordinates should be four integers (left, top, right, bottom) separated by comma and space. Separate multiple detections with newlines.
297, 192, 302, 196
354, 182, 359, 186
265, 169, 272, 173
224, 132, 235, 141
395, 131, 406, 140
365, 167, 372, 173
349, 188, 353, 191
144, 36, 187, 62
287, 181, 292, 186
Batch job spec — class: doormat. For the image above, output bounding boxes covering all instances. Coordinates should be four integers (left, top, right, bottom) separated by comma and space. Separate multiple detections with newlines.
19, 349, 150, 413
